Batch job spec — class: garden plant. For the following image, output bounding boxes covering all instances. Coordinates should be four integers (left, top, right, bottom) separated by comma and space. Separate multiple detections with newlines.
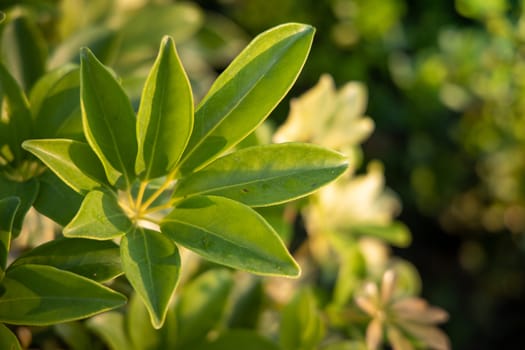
0, 1, 451, 349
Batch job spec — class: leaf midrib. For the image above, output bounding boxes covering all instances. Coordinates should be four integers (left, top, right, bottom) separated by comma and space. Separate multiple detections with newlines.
139, 230, 160, 315
144, 63, 167, 179
87, 67, 131, 187
181, 35, 300, 168
164, 217, 277, 263
180, 164, 345, 195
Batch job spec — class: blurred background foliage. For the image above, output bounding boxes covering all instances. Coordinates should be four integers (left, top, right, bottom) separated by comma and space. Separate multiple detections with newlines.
1, 0, 525, 349
204, 0, 525, 347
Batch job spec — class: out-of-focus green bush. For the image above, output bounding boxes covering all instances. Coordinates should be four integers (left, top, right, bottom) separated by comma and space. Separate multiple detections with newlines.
202, 0, 525, 348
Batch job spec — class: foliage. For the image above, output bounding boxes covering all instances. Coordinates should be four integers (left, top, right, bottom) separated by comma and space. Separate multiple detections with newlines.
0, 1, 453, 349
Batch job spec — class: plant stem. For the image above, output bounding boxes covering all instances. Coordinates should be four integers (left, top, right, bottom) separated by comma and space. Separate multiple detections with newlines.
142, 202, 175, 216
140, 173, 176, 212
135, 181, 148, 209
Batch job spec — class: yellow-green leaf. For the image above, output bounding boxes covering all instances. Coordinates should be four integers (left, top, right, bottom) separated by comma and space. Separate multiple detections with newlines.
0, 323, 22, 350
161, 195, 300, 277
0, 196, 19, 280
80, 48, 137, 189
174, 269, 233, 348
174, 143, 348, 206
63, 190, 133, 240
136, 36, 193, 180
23, 139, 108, 194
120, 227, 181, 329
0, 264, 126, 325
11, 238, 121, 282
178, 23, 315, 175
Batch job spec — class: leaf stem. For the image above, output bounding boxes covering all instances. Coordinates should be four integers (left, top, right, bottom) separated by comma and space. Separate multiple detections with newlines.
139, 173, 176, 211
142, 202, 174, 216
135, 181, 148, 209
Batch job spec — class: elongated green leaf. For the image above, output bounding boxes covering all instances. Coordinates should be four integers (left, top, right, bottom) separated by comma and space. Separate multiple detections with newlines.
226, 274, 263, 329
0, 178, 39, 237
23, 139, 108, 194
174, 143, 348, 206
121, 227, 181, 329
280, 288, 325, 350
0, 197, 19, 280
1, 12, 47, 91
80, 48, 137, 189
33, 171, 82, 226
333, 243, 365, 307
178, 23, 315, 175
119, 3, 203, 56
127, 293, 161, 350
0, 61, 32, 163
194, 330, 281, 350
353, 222, 412, 247
64, 190, 133, 240
49, 26, 119, 69
161, 195, 300, 277
0, 323, 22, 350
0, 264, 126, 325
11, 238, 121, 282
54, 321, 94, 350
86, 312, 134, 350
136, 36, 193, 180
174, 269, 233, 348
30, 64, 83, 139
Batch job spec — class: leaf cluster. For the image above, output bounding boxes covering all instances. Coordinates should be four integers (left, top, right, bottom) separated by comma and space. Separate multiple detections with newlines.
0, 20, 350, 346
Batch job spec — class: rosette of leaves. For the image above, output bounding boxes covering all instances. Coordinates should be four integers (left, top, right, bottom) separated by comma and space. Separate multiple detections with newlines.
22, 23, 349, 328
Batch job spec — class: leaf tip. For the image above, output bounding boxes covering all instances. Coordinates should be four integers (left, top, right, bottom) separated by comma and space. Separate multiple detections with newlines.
20, 140, 32, 151
286, 260, 302, 279
160, 35, 175, 47
79, 47, 92, 61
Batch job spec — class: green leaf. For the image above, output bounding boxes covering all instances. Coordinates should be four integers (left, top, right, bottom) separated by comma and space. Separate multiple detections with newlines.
0, 323, 22, 350
280, 288, 325, 350
1, 12, 47, 91
226, 274, 263, 329
10, 237, 121, 282
161, 195, 300, 277
121, 227, 181, 329
127, 293, 161, 350
0, 61, 32, 163
64, 190, 133, 240
174, 269, 233, 348
30, 64, 83, 140
116, 3, 203, 74
0, 264, 126, 325
332, 242, 365, 306
0, 177, 39, 237
195, 330, 281, 350
256, 205, 293, 244
0, 196, 19, 280
174, 143, 348, 206
178, 23, 315, 175
55, 321, 96, 350
80, 48, 137, 189
136, 36, 193, 180
33, 171, 82, 226
23, 139, 108, 194
120, 3, 203, 53
48, 26, 119, 69
353, 222, 412, 247
86, 312, 134, 350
